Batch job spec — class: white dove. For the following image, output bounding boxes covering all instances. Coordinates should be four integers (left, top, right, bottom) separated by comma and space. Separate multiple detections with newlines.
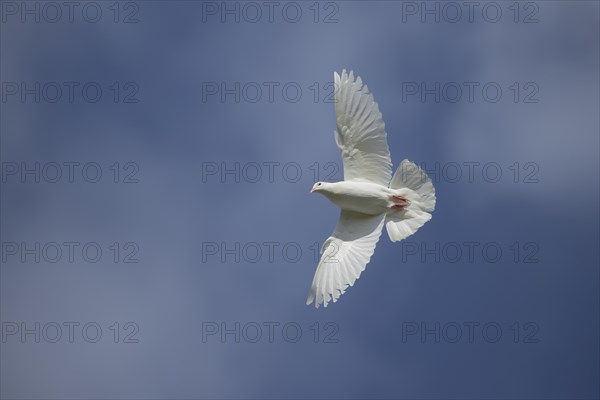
307, 70, 436, 308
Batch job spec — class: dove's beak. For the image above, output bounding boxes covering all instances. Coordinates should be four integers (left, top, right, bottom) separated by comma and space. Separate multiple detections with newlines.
310, 188, 315, 193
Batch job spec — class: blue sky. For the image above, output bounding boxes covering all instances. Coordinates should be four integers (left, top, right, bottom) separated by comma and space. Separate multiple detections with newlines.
1, 1, 599, 398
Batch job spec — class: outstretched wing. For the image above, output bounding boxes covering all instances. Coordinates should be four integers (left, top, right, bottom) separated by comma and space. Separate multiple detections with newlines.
334, 69, 392, 186
307, 210, 385, 308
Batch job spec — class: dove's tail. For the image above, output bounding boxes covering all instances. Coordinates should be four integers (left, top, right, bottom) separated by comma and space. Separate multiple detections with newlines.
385, 160, 436, 242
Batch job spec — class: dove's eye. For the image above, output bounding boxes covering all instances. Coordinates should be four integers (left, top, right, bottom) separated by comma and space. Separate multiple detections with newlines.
318, 183, 322, 186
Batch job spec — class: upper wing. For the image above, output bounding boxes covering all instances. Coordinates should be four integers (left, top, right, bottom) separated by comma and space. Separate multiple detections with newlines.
334, 70, 392, 186
306, 210, 385, 308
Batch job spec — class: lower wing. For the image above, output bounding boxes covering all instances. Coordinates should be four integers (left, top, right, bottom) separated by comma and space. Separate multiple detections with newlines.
307, 210, 385, 308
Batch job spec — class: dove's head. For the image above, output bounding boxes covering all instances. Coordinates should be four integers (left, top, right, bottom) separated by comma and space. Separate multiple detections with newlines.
310, 181, 328, 193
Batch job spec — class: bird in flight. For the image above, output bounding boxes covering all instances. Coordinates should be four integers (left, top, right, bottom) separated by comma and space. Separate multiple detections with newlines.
307, 70, 436, 308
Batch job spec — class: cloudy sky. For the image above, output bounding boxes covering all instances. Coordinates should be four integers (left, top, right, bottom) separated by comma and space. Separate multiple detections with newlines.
1, 1, 599, 398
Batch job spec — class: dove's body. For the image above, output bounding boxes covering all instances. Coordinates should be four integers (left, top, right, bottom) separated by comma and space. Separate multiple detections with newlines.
306, 70, 436, 308
316, 181, 412, 216
318, 181, 390, 215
